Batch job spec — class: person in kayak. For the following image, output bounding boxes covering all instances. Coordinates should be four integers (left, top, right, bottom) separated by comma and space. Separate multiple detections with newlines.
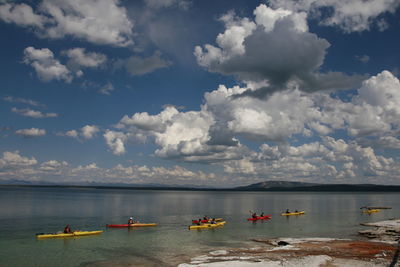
295, 210, 298, 213
128, 217, 134, 224
252, 212, 257, 218
210, 218, 216, 224
197, 218, 202, 225
286, 209, 290, 213
63, 225, 72, 233
203, 215, 209, 221
260, 212, 264, 217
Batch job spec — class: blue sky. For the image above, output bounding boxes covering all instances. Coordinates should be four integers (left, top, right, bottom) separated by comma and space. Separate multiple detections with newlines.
1, 0, 400, 187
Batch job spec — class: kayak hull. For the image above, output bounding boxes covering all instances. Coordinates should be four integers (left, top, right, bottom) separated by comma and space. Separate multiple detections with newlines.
107, 223, 157, 228
281, 211, 305, 216
36, 230, 103, 239
363, 209, 380, 213
247, 215, 272, 221
189, 221, 226, 230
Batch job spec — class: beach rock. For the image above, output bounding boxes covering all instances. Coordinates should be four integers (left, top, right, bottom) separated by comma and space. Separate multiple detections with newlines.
277, 241, 290, 246
359, 218, 400, 242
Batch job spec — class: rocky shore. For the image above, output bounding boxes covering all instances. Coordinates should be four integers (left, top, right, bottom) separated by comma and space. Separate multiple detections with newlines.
359, 218, 400, 243
179, 237, 397, 266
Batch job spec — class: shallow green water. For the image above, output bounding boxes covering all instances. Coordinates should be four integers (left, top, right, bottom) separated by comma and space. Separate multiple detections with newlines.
0, 186, 398, 266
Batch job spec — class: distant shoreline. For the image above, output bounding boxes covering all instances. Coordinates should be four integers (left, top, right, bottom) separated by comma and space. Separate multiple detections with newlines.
2, 183, 400, 192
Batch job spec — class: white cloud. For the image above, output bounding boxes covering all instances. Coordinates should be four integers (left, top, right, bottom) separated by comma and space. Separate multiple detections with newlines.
0, 0, 134, 46
23, 46, 72, 82
107, 70, 400, 185
103, 130, 126, 155
65, 130, 78, 138
15, 128, 46, 138
11, 107, 57, 118
81, 125, 100, 139
269, 0, 400, 33
59, 125, 99, 140
0, 151, 37, 167
194, 4, 365, 95
63, 48, 107, 74
0, 154, 221, 186
39, 160, 68, 171
0, 3, 46, 27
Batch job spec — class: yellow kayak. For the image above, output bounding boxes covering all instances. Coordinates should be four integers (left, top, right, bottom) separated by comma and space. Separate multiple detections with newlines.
281, 211, 305, 216
189, 221, 226, 230
363, 209, 380, 214
36, 230, 103, 239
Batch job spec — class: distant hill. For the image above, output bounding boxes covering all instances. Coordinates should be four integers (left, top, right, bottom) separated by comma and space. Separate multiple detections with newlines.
236, 181, 319, 189
235, 181, 400, 192
2, 180, 400, 192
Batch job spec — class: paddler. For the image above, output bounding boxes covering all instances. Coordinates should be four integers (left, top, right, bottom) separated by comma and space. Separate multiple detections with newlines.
286, 209, 290, 213
63, 224, 72, 233
252, 212, 257, 218
260, 212, 264, 217
128, 217, 134, 224
210, 218, 216, 224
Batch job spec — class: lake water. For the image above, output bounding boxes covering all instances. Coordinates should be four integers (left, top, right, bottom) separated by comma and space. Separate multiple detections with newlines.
0, 186, 399, 266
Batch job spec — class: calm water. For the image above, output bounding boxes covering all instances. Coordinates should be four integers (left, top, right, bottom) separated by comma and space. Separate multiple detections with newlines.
0, 186, 399, 266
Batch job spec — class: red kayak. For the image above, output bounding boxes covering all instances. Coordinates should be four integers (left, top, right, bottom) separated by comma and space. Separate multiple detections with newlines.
247, 215, 272, 221
192, 218, 223, 224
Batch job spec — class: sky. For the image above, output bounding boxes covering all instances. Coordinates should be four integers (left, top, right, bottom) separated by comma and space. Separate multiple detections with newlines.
1, 0, 400, 187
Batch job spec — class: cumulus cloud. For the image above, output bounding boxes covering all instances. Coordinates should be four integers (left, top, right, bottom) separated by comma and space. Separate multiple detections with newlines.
39, 160, 68, 171
221, 136, 400, 183
107, 70, 400, 185
194, 4, 365, 97
15, 128, 46, 138
0, 0, 134, 46
63, 48, 107, 73
116, 51, 172, 76
0, 3, 47, 28
81, 125, 100, 139
269, 0, 400, 33
63, 130, 78, 138
0, 151, 37, 167
0, 152, 220, 186
58, 125, 99, 140
11, 107, 57, 118
103, 130, 127, 155
23, 46, 72, 82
